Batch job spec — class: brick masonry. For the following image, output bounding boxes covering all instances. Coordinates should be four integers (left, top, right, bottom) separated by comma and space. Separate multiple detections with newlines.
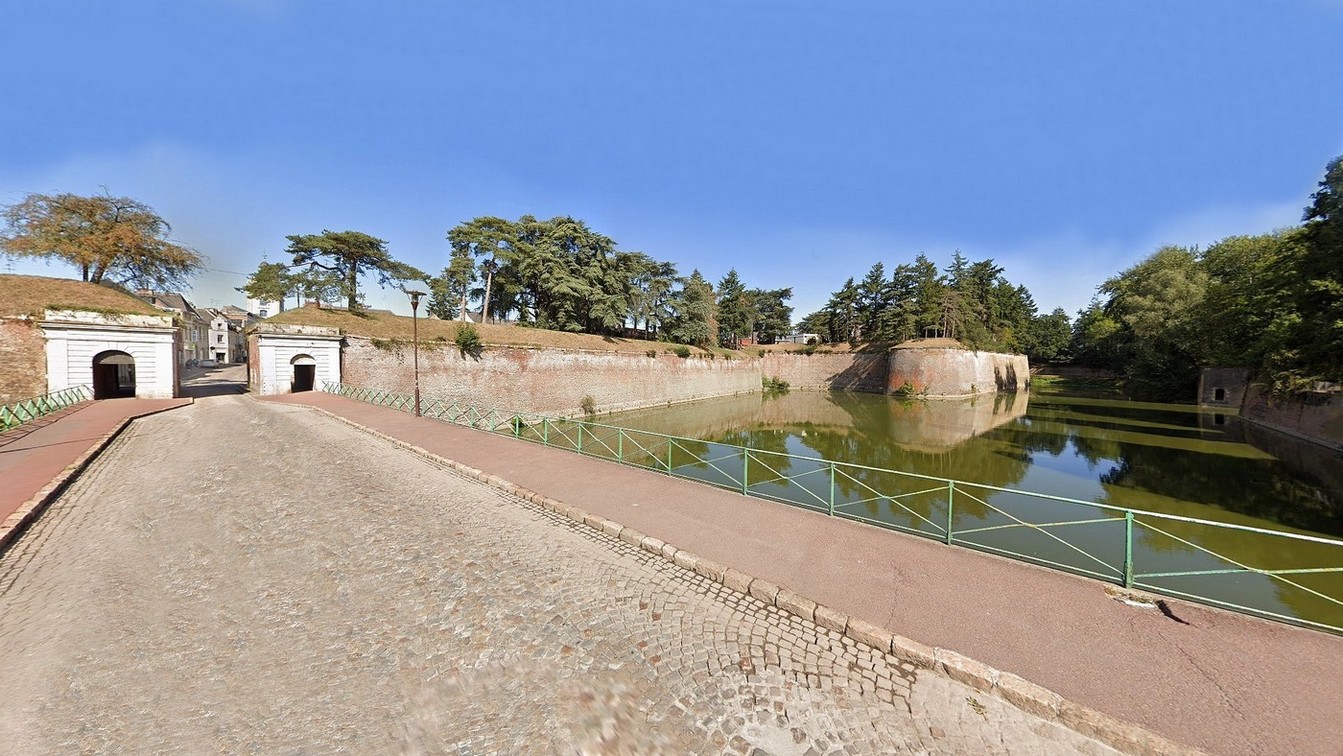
0, 318, 47, 404
1241, 384, 1343, 451
344, 338, 903, 415
888, 346, 1029, 397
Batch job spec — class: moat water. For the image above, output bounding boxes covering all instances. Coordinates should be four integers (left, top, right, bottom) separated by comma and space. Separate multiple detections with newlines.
598, 388, 1343, 630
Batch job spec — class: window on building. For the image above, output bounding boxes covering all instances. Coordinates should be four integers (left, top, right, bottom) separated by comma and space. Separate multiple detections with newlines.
217, 334, 224, 343
259, 308, 269, 318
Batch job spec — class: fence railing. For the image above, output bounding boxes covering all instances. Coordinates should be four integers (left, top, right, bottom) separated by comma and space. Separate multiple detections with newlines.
322, 381, 1343, 634
0, 385, 93, 431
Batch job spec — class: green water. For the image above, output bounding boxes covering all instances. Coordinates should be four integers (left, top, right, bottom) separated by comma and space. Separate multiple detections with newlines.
597, 389, 1343, 631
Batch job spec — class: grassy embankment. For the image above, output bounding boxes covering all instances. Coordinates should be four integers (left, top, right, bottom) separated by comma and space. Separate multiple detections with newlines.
266, 306, 750, 358
0, 274, 161, 318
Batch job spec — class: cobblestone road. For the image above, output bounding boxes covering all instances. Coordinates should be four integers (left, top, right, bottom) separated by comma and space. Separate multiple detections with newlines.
0, 396, 1118, 754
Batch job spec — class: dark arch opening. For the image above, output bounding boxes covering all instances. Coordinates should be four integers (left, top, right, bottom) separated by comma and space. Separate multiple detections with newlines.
290, 354, 316, 393
92, 350, 136, 399
1213, 387, 1226, 402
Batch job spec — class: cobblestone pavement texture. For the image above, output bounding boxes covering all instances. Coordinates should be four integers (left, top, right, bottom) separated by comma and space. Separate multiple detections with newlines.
0, 395, 1122, 754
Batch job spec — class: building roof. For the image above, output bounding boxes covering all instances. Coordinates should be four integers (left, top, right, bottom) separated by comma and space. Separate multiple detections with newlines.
0, 274, 162, 318
138, 291, 207, 321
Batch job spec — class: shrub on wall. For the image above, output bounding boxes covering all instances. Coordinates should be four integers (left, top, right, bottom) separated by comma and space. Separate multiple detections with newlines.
455, 324, 483, 358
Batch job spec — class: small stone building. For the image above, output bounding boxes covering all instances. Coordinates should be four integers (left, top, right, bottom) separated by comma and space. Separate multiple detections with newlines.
40, 310, 180, 399
248, 323, 342, 395
1197, 367, 1250, 408
0, 275, 183, 402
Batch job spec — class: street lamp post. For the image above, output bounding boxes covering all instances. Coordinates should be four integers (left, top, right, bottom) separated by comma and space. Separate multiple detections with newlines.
407, 289, 425, 416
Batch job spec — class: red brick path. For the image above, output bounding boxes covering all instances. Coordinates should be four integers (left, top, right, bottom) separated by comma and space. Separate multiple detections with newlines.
0, 398, 191, 544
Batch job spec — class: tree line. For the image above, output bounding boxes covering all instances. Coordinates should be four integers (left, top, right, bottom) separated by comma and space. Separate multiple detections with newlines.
427, 215, 792, 349
797, 253, 1070, 360
1071, 154, 1343, 400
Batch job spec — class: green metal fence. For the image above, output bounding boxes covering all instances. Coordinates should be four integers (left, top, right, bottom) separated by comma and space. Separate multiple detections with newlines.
323, 382, 1343, 634
0, 385, 93, 431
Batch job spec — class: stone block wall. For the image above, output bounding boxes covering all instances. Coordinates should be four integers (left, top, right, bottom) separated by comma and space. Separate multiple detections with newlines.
0, 318, 47, 404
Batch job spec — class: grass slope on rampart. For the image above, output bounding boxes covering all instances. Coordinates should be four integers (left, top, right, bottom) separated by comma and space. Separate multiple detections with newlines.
0, 274, 161, 318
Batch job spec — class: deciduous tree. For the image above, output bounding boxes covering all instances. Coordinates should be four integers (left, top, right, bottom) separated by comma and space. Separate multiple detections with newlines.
1, 191, 203, 290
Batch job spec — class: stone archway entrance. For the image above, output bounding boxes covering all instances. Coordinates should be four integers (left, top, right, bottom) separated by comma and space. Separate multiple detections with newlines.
290, 354, 316, 393
92, 350, 136, 399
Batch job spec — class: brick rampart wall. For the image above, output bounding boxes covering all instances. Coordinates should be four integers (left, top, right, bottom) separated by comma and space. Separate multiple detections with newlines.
341, 340, 1026, 413
760, 352, 888, 392
0, 318, 47, 404
1241, 385, 1343, 451
888, 348, 1029, 397
342, 339, 762, 415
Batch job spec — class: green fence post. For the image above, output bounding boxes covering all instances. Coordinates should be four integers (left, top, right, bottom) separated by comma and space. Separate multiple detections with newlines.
828, 462, 836, 516
742, 448, 749, 495
618, 429, 624, 463
1124, 511, 1135, 588
543, 418, 549, 445
577, 423, 584, 454
513, 415, 520, 438
945, 481, 955, 545
666, 442, 673, 474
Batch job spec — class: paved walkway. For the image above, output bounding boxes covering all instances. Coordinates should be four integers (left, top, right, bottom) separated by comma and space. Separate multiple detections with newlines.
0, 396, 1115, 754
0, 396, 190, 537
269, 392, 1343, 756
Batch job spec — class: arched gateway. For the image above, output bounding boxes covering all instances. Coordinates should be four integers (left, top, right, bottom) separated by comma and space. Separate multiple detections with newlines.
290, 354, 316, 392
92, 350, 137, 399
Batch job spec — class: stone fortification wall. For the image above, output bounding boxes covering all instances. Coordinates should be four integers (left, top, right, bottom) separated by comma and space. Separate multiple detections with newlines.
340, 339, 1028, 413
1241, 385, 1343, 451
342, 338, 762, 416
760, 352, 887, 392
0, 318, 47, 404
888, 347, 1029, 398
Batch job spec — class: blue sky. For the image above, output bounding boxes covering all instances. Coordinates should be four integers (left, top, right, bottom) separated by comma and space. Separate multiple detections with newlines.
2, 1, 1341, 319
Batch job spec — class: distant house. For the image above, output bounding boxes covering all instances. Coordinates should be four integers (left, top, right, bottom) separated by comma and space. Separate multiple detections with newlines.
139, 290, 209, 366
200, 309, 245, 364
245, 295, 285, 319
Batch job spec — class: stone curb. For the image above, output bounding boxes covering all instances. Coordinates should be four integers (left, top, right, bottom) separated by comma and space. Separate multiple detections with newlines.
295, 403, 1204, 756
0, 399, 194, 554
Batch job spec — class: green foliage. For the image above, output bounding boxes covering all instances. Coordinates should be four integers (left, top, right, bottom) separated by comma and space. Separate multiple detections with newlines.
761, 376, 790, 395
671, 345, 691, 358
285, 229, 427, 311
715, 269, 753, 349
666, 270, 716, 347
892, 381, 919, 398
804, 251, 1035, 352
750, 287, 793, 344
454, 323, 483, 358
238, 261, 296, 308
580, 395, 596, 416
1024, 307, 1072, 362
1, 191, 203, 290
646, 349, 658, 358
